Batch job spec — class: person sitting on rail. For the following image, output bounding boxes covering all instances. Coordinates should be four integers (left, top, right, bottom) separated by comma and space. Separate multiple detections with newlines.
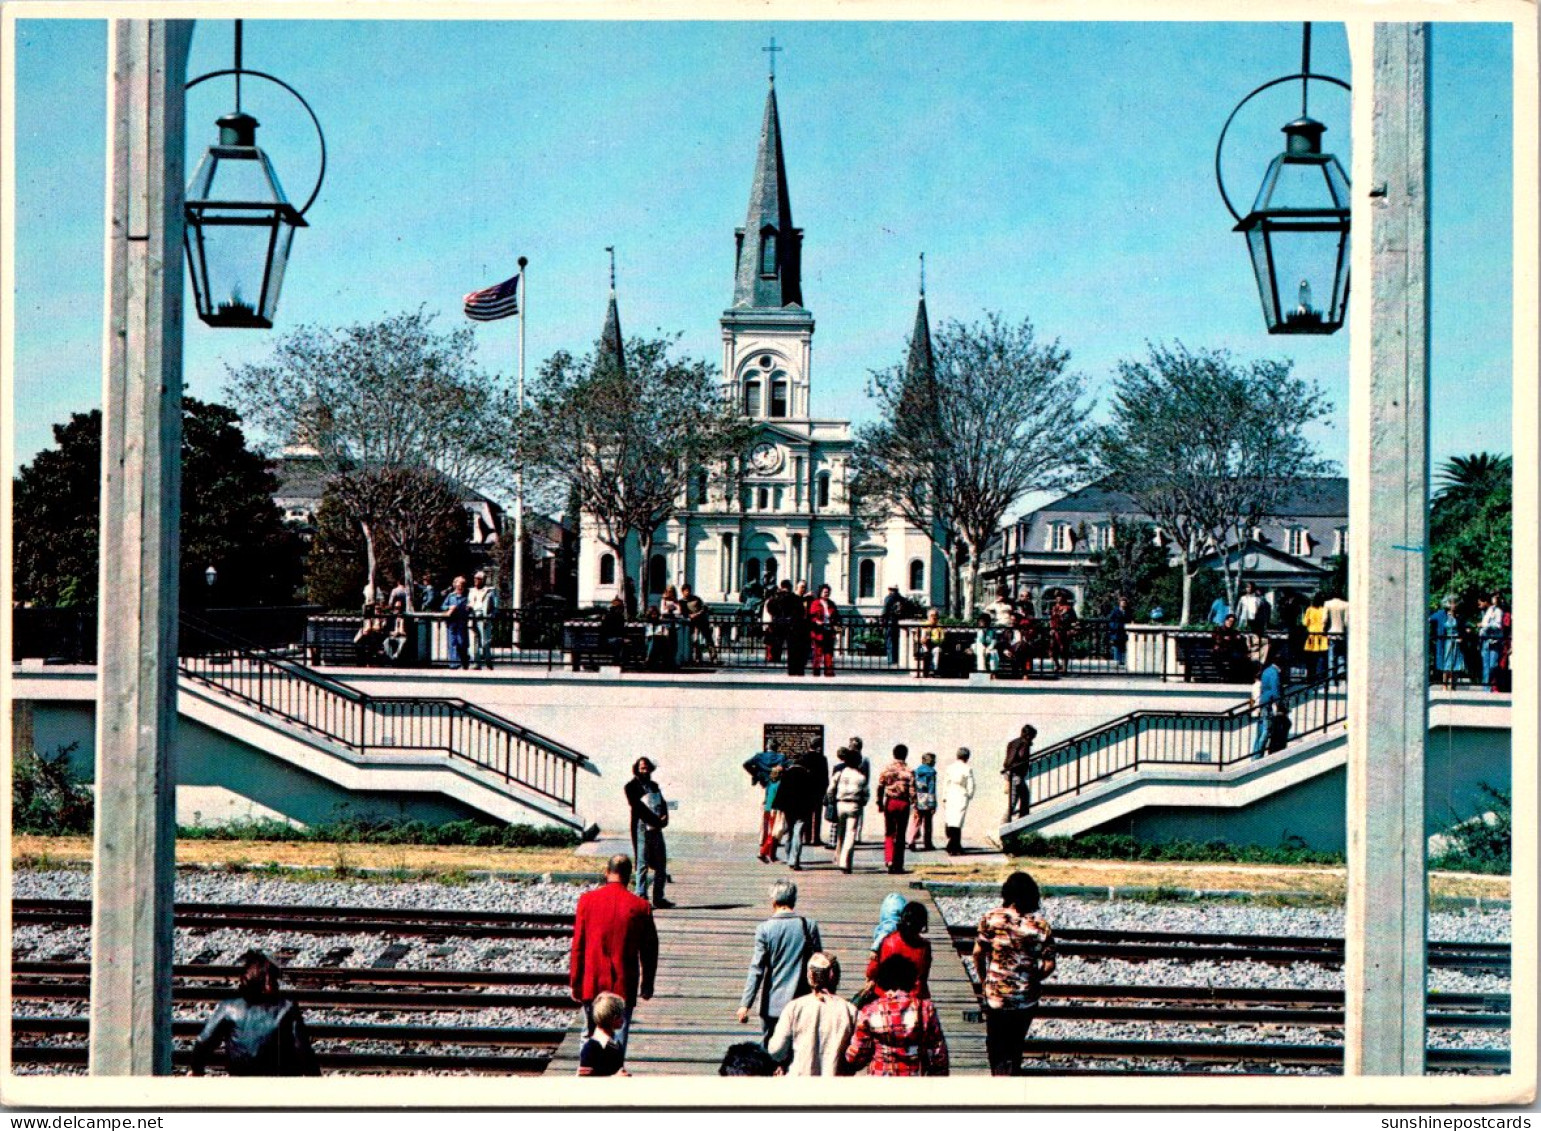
189, 950, 320, 1077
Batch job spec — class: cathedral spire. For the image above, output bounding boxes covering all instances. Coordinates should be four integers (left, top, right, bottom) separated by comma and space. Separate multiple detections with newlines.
598, 247, 626, 378
900, 260, 939, 433
732, 75, 803, 309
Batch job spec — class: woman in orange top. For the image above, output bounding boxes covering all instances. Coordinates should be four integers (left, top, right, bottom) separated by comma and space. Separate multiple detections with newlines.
867, 901, 933, 999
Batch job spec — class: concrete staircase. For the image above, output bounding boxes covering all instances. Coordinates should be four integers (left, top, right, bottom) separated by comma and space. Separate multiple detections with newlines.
1001, 675, 1348, 840
178, 619, 601, 832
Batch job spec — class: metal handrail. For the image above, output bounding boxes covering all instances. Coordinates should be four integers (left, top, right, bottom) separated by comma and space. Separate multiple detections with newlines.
1019, 672, 1348, 813
177, 614, 590, 812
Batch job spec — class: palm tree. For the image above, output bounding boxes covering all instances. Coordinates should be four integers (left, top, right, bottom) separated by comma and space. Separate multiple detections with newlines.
1434, 453, 1512, 507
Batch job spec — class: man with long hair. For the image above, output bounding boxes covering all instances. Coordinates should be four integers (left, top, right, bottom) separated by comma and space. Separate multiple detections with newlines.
189, 951, 319, 1076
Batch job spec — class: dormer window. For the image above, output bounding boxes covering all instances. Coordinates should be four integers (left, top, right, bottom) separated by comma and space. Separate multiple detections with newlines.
770, 376, 788, 418
1286, 526, 1312, 557
759, 228, 778, 277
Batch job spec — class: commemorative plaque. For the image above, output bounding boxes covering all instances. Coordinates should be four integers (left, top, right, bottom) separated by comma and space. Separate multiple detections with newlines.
762, 723, 824, 760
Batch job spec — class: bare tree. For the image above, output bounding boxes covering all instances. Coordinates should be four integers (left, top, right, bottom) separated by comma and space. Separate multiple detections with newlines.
519, 333, 750, 606
226, 310, 515, 597
853, 312, 1092, 616
1094, 342, 1335, 624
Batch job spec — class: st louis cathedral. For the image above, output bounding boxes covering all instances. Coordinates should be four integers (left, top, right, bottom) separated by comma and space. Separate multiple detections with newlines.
576, 75, 948, 616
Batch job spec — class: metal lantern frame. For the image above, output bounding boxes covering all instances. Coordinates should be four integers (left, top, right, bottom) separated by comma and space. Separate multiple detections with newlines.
184, 31, 325, 330
1216, 59, 1351, 336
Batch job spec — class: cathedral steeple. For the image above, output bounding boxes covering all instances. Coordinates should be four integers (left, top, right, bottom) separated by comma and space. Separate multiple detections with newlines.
899, 256, 940, 432
598, 246, 626, 377
732, 77, 803, 310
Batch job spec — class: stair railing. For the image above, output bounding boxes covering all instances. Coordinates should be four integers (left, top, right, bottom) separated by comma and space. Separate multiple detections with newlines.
178, 615, 593, 815
1022, 672, 1348, 813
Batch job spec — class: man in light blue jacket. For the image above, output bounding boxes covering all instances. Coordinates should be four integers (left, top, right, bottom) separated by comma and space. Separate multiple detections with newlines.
737, 880, 823, 1047
1251, 655, 1282, 758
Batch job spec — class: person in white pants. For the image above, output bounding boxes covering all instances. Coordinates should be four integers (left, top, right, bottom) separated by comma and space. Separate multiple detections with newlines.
829, 748, 867, 873
942, 748, 977, 855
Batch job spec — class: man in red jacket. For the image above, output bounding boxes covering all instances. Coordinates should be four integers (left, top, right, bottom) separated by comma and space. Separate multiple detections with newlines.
569, 854, 660, 1061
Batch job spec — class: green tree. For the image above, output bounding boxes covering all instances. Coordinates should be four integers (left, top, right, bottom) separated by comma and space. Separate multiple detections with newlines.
853, 312, 1092, 616
1094, 342, 1334, 623
12, 399, 303, 607
520, 332, 749, 606
305, 475, 475, 610
1430, 453, 1511, 604
1075, 518, 1170, 618
225, 310, 515, 600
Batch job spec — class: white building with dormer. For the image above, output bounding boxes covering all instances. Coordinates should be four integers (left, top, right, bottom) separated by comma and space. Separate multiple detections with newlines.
576, 75, 948, 615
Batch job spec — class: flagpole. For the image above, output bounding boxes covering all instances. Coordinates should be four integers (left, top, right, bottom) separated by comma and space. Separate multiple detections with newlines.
513, 256, 527, 642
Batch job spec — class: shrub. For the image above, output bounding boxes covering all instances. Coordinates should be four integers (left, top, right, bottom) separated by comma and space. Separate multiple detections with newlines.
1428, 785, 1510, 875
12, 743, 93, 834
175, 815, 580, 849
1002, 829, 1344, 866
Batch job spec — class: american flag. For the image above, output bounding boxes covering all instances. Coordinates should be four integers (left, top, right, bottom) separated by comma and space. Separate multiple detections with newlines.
463, 274, 521, 321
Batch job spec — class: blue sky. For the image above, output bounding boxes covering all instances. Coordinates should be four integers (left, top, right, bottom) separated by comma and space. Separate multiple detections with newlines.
10, 19, 1514, 515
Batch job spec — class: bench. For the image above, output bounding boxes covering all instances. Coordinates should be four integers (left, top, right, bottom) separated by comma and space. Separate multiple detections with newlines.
563, 623, 647, 670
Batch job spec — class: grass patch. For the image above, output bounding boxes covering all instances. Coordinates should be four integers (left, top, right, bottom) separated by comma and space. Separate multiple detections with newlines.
176, 816, 580, 850
1000, 830, 1345, 867
1428, 785, 1510, 876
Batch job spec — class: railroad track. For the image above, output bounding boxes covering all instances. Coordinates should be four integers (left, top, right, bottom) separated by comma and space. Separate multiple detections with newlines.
947, 924, 1510, 970
19, 899, 1512, 971
15, 900, 1511, 1075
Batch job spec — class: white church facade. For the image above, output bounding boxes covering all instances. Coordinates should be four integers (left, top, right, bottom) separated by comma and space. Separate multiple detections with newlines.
576, 76, 948, 616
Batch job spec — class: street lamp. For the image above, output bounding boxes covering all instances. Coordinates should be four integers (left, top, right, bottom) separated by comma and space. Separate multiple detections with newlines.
1216, 24, 1351, 335
184, 21, 325, 329
204, 564, 218, 588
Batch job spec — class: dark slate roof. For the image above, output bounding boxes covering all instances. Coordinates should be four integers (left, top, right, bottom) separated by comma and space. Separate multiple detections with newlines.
1038, 476, 1348, 518
598, 289, 626, 377
733, 79, 803, 310
272, 456, 496, 508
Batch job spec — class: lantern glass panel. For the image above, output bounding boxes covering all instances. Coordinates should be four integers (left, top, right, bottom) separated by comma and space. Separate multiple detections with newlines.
185, 144, 304, 329
1263, 224, 1347, 332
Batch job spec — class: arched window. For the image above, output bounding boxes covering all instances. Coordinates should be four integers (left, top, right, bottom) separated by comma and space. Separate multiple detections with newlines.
757, 486, 770, 510
816, 472, 830, 509
858, 560, 876, 600
648, 554, 667, 597
695, 469, 709, 505
745, 558, 761, 586
770, 378, 788, 418
760, 228, 777, 276
744, 380, 761, 417
909, 559, 925, 592
599, 553, 616, 586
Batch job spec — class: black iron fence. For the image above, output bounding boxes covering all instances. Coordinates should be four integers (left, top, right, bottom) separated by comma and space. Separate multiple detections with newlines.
1022, 671, 1348, 813
11, 604, 1511, 689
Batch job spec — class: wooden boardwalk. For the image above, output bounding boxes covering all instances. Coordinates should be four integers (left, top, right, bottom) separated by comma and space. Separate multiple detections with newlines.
551, 833, 989, 1076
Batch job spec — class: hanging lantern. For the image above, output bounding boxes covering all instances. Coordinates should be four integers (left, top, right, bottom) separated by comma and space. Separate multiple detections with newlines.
1217, 24, 1351, 335
183, 21, 325, 330
184, 111, 305, 328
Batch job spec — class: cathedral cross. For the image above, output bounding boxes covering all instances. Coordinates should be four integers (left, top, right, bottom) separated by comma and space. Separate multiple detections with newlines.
763, 36, 783, 81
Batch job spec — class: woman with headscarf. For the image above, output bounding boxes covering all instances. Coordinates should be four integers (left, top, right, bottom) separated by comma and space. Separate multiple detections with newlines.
1430, 595, 1467, 689
870, 893, 907, 955
867, 901, 934, 999
189, 950, 319, 1076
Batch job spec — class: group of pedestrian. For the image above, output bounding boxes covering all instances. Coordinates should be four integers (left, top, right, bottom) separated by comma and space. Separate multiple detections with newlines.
759, 580, 843, 676
180, 861, 1054, 1080
746, 738, 979, 873
737, 884, 949, 1076
1431, 591, 1512, 691
354, 569, 499, 670
964, 586, 1079, 677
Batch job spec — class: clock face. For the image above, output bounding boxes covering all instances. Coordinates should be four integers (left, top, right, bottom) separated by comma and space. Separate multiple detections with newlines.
749, 441, 783, 474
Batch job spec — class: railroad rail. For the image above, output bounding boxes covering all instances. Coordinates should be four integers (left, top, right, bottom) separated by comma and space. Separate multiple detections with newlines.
946, 924, 1510, 971
19, 899, 1509, 970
